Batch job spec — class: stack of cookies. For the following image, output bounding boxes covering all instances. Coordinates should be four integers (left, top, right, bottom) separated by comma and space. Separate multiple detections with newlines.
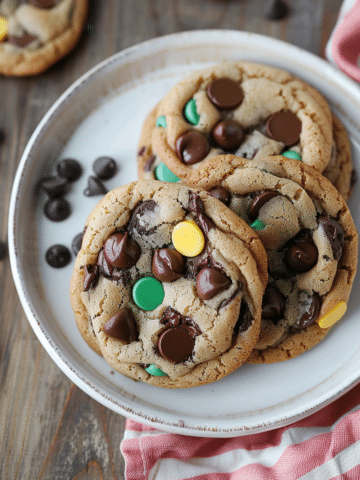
70, 61, 358, 388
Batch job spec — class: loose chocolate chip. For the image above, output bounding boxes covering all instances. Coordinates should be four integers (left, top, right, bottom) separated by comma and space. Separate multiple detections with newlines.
57, 158, 83, 182
318, 216, 344, 262
0, 240, 7, 260
8, 32, 38, 47
235, 301, 253, 332
292, 293, 321, 330
207, 78, 244, 110
209, 187, 231, 206
83, 264, 99, 291
28, 0, 59, 7
211, 120, 245, 150
45, 244, 71, 268
128, 200, 158, 237
285, 240, 318, 273
249, 191, 279, 220
262, 285, 285, 323
72, 232, 83, 256
104, 309, 138, 343
196, 267, 231, 300
176, 131, 210, 165
93, 156, 117, 180
152, 249, 185, 282
264, 0, 289, 20
158, 327, 195, 363
83, 176, 107, 196
144, 155, 156, 172
44, 197, 71, 222
39, 176, 69, 197
103, 232, 140, 269
266, 111, 302, 146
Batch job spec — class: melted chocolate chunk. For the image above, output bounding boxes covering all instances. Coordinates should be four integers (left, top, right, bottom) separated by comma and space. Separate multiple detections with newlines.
8, 32, 38, 47
186, 191, 215, 235
266, 111, 301, 146
138, 146, 146, 156
103, 232, 140, 269
186, 248, 224, 280
207, 78, 244, 109
83, 176, 108, 196
45, 244, 71, 268
152, 249, 185, 282
57, 158, 82, 182
262, 285, 285, 324
128, 200, 158, 237
196, 267, 231, 300
176, 131, 210, 165
104, 308, 138, 343
285, 240, 318, 273
161, 307, 201, 336
209, 187, 231, 206
39, 176, 69, 197
83, 264, 99, 291
249, 191, 279, 220
292, 293, 321, 330
44, 197, 71, 222
97, 249, 131, 285
158, 328, 195, 363
93, 156, 117, 180
211, 120, 245, 150
144, 154, 156, 172
234, 301, 253, 332
319, 216, 344, 262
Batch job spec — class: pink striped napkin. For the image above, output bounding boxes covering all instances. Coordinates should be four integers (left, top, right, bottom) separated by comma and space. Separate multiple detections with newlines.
121, 382, 360, 479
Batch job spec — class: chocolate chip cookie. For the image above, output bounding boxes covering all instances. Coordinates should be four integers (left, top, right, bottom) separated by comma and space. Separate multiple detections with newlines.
147, 62, 333, 181
70, 180, 268, 387
0, 0, 88, 76
188, 154, 358, 363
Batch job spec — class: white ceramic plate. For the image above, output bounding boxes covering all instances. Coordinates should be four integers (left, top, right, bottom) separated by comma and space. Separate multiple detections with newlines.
9, 31, 360, 437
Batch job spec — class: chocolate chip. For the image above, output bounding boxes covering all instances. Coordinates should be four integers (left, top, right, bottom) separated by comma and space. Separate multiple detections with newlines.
44, 197, 71, 222
57, 158, 83, 182
83, 176, 107, 196
266, 111, 301, 146
196, 267, 231, 300
175, 131, 209, 165
249, 191, 279, 220
83, 264, 99, 291
28, 0, 59, 7
186, 191, 215, 234
235, 301, 253, 332
45, 244, 71, 268
39, 176, 69, 197
72, 232, 83, 256
292, 293, 321, 330
93, 156, 117, 180
144, 155, 156, 172
158, 327, 195, 363
207, 78, 244, 110
209, 187, 231, 206
161, 307, 201, 336
152, 249, 185, 282
351, 169, 357, 188
0, 240, 7, 260
211, 120, 245, 150
262, 285, 285, 324
0, 129, 4, 145
285, 240, 318, 273
138, 146, 146, 156
8, 32, 38, 47
319, 216, 344, 262
264, 0, 289, 20
104, 309, 138, 343
97, 249, 113, 277
128, 200, 158, 237
103, 232, 140, 269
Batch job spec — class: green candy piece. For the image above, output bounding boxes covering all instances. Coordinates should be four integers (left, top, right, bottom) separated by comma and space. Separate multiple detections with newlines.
156, 115, 167, 128
282, 150, 302, 161
250, 219, 266, 231
155, 162, 180, 183
132, 276, 164, 311
145, 364, 167, 376
184, 98, 200, 125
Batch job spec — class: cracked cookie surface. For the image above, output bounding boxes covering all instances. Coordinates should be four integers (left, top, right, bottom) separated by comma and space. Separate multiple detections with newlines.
188, 155, 358, 363
146, 62, 333, 181
0, 0, 88, 76
70, 180, 267, 387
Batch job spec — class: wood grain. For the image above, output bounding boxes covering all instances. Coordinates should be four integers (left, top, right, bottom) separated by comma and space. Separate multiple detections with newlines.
0, 0, 343, 478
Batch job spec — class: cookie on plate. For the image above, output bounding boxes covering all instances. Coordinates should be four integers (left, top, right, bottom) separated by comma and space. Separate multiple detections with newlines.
70, 180, 268, 388
148, 61, 333, 181
0, 0, 88, 76
188, 154, 358, 363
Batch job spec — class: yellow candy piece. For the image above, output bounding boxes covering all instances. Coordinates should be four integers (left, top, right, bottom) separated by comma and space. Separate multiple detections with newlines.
0, 17, 8, 42
317, 301, 347, 329
172, 220, 205, 257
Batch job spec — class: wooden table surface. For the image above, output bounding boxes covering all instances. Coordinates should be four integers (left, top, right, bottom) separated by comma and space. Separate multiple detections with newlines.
0, 0, 344, 478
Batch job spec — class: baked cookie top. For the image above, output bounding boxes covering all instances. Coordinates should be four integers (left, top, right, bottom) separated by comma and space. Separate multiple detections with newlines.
0, 0, 88, 76
188, 155, 358, 363
70, 180, 268, 388
149, 62, 333, 181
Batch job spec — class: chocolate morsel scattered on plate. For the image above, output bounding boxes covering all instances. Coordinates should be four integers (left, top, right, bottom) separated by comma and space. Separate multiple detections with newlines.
44, 197, 71, 222
45, 244, 71, 268
39, 176, 69, 197
264, 0, 289, 21
92, 156, 117, 180
83, 176, 108, 197
57, 158, 83, 182
72, 233, 84, 256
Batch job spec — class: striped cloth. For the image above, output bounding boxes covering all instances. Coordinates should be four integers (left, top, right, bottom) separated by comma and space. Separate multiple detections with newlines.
121, 383, 360, 480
